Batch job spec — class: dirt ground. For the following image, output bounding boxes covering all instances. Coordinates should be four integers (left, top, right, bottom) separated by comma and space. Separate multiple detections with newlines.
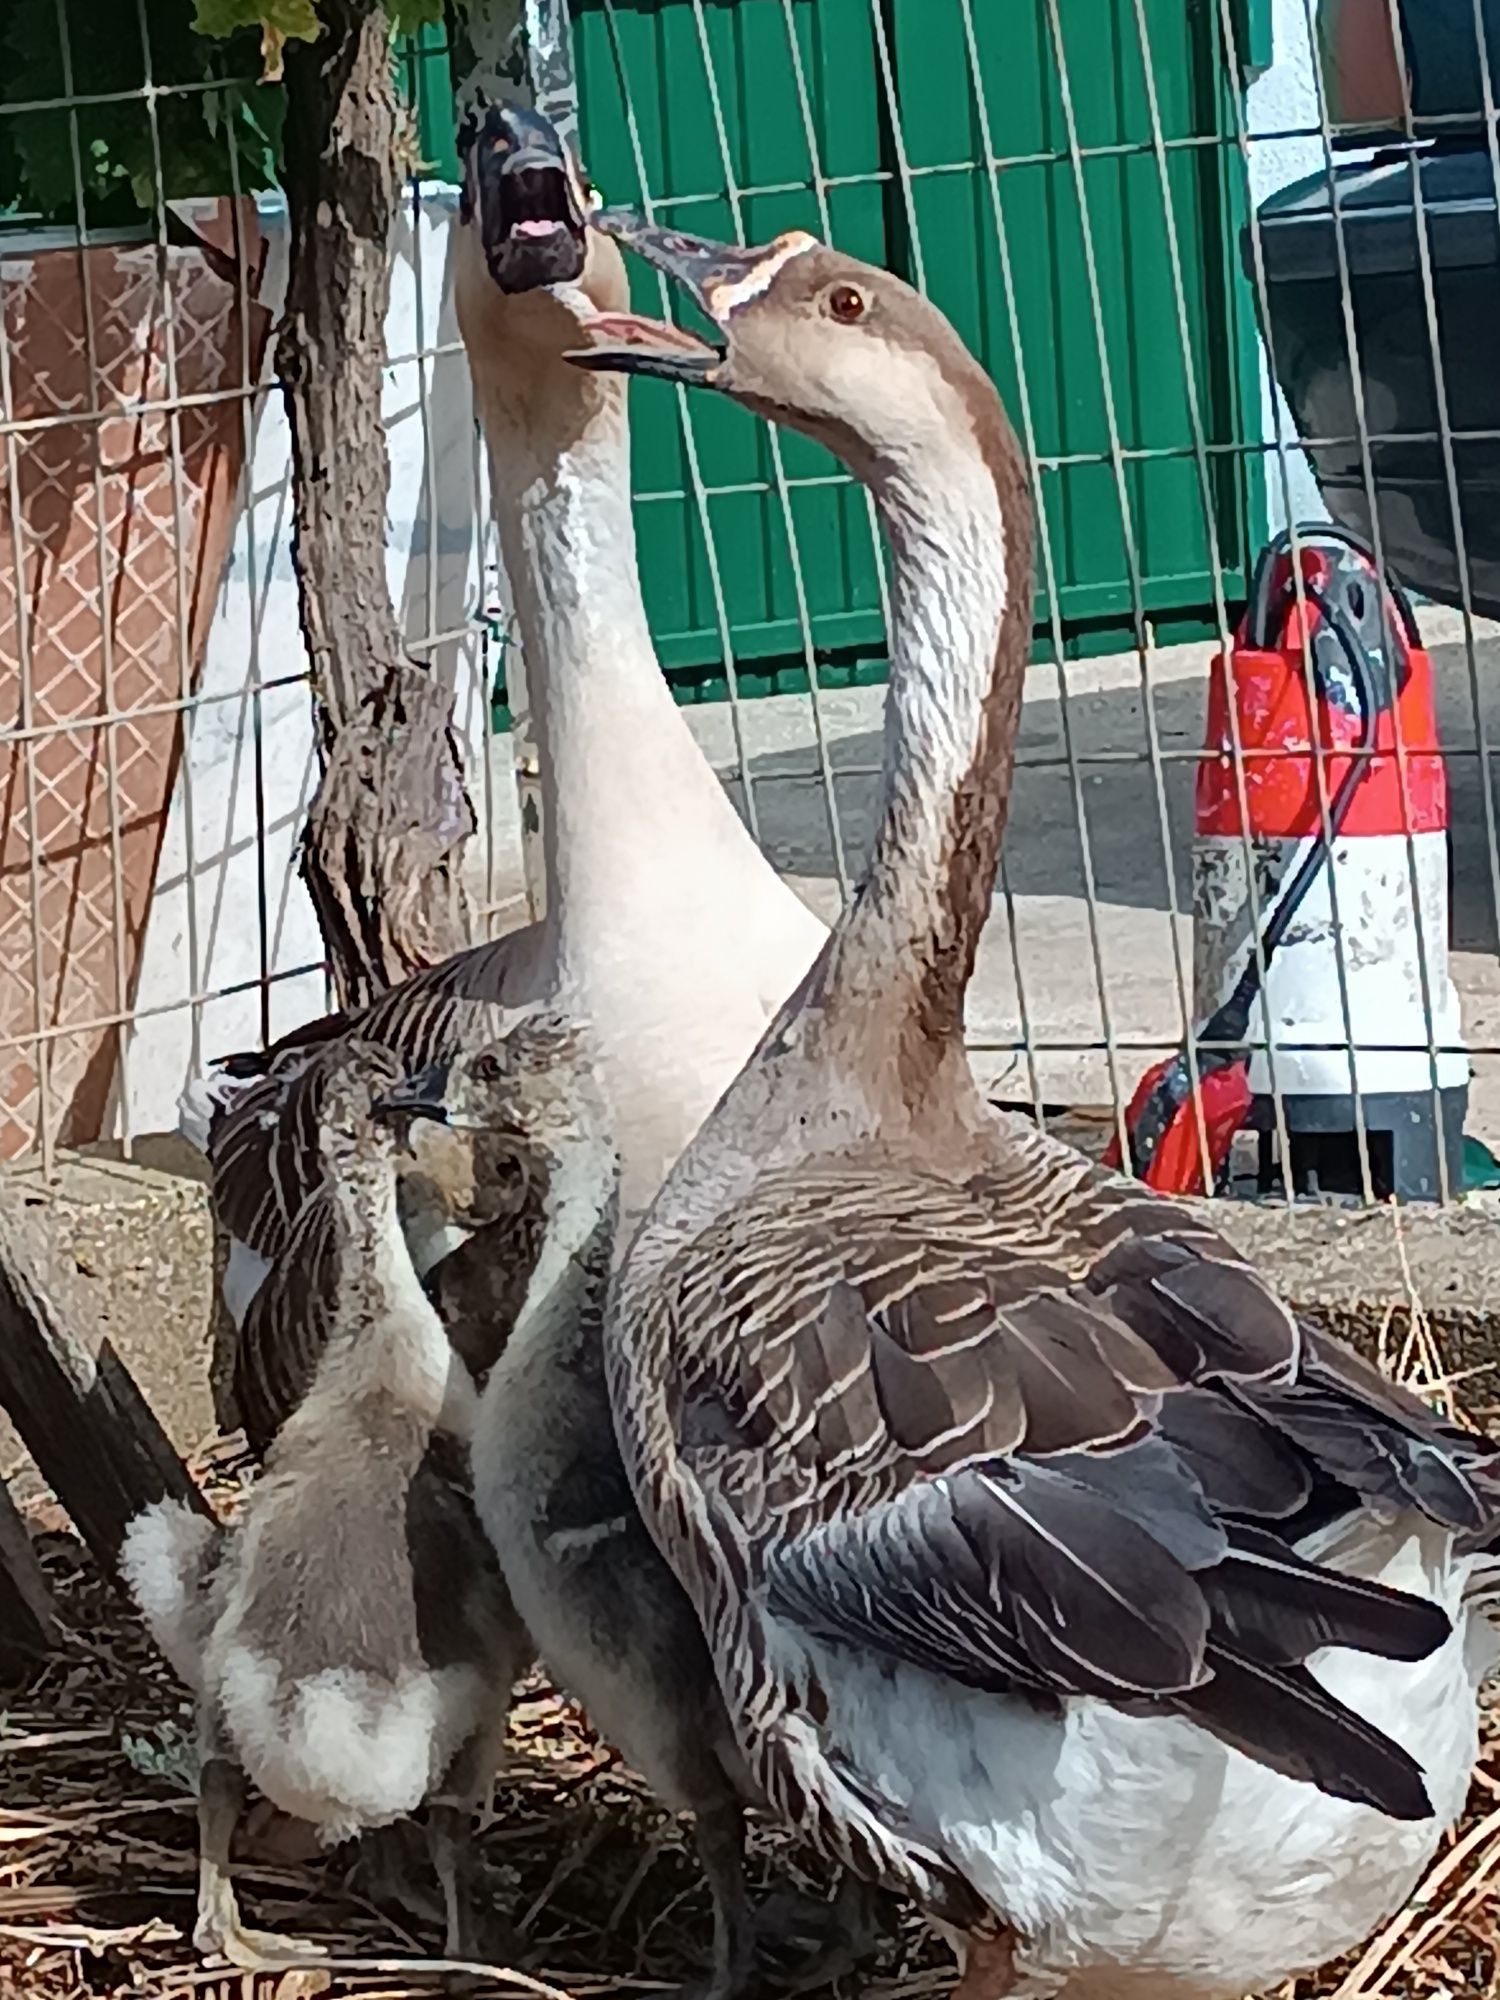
2, 1420, 1497, 2000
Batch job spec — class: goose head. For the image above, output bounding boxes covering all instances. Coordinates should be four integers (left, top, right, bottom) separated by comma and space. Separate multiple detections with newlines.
316, 1042, 406, 1176
454, 106, 633, 449
374, 1020, 610, 1224
457, 95, 591, 293
568, 213, 1001, 482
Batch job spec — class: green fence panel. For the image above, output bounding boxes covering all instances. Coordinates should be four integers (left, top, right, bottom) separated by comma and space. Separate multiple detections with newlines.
553, 0, 1263, 681
886, 0, 1262, 642
574, 0, 892, 675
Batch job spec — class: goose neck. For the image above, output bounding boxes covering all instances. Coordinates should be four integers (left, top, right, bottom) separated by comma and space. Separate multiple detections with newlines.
814, 414, 1033, 1070
485, 395, 743, 928
325, 1137, 467, 1427
508, 1135, 618, 1364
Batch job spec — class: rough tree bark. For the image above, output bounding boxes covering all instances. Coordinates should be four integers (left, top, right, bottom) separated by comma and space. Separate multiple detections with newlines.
0, 1195, 210, 1593
0, 1473, 57, 1671
278, 0, 475, 1011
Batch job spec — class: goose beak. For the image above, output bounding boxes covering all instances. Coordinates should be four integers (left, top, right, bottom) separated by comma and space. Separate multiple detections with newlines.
372, 1060, 452, 1126
566, 212, 817, 385
459, 100, 589, 293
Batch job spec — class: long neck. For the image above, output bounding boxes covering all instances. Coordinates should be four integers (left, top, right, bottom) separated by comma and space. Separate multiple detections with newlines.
509, 1135, 618, 1363
327, 1132, 408, 1278
326, 1135, 473, 1431
475, 357, 767, 964
812, 421, 1033, 1072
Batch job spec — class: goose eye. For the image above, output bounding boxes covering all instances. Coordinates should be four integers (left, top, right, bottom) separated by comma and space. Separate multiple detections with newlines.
828, 285, 866, 325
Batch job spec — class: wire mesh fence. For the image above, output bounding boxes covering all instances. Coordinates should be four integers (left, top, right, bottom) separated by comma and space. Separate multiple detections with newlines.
1, 0, 1497, 1209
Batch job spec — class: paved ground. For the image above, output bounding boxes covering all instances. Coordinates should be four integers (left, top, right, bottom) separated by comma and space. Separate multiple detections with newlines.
471, 605, 1500, 1146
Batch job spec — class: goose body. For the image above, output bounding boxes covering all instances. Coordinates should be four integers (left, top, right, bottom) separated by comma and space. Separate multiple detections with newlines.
467, 1019, 878, 1995
769, 1434, 1487, 1998
577, 218, 1500, 2000
469, 1027, 766, 1993
125, 1043, 524, 1967
473, 1140, 746, 1818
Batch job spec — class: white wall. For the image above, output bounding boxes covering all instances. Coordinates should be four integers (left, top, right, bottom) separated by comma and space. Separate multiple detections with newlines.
1246, 0, 1349, 535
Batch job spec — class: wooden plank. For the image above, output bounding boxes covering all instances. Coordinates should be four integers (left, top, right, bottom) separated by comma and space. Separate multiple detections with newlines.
0, 1473, 57, 1671
0, 1191, 211, 1587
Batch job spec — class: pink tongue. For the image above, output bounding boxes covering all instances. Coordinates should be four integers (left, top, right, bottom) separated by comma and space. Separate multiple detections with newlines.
512, 217, 565, 238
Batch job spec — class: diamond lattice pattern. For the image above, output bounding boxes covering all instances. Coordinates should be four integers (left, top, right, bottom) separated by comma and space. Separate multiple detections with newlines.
0, 226, 262, 1160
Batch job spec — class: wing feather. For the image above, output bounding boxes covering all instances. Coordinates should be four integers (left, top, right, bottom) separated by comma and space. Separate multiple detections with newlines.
766, 1457, 1209, 1699
639, 1157, 1497, 1822
1183, 1644, 1433, 1819
202, 935, 532, 1447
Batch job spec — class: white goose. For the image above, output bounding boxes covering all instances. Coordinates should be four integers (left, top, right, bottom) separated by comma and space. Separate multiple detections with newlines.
577, 214, 1500, 2000
188, 100, 824, 1335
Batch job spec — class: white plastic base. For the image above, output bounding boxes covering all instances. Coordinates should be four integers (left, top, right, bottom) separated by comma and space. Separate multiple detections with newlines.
1193, 829, 1468, 1100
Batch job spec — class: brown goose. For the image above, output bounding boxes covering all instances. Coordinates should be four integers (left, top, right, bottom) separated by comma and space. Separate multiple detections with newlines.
575, 216, 1500, 2000
123, 1042, 524, 1969
180, 99, 824, 1402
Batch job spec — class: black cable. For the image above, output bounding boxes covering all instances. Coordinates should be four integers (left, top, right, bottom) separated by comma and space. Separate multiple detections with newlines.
1200, 575, 1382, 1052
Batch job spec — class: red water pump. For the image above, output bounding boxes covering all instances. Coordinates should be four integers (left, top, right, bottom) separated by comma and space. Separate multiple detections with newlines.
1106, 526, 1466, 1201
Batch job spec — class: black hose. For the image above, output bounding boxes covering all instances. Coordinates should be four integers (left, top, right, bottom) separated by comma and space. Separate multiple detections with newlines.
1198, 574, 1383, 1056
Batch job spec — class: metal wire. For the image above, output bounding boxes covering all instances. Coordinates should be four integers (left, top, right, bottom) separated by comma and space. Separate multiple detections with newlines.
2, 0, 1497, 1210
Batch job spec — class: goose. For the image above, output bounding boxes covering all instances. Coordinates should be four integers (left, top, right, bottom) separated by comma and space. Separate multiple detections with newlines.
468, 1018, 874, 1998
573, 213, 1500, 2000
123, 1041, 527, 1969
184, 98, 825, 1363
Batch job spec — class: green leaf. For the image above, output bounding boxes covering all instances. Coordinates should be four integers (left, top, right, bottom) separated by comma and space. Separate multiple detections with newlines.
0, 0, 288, 225
191, 0, 320, 44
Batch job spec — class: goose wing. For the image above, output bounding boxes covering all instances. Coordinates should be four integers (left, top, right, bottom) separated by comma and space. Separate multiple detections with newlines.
632, 1160, 1497, 1820
233, 1185, 341, 1453
208, 934, 532, 1258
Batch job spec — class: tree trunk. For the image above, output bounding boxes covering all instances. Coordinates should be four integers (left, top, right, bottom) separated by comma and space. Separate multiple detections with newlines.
278, 0, 475, 1011
0, 1195, 210, 1589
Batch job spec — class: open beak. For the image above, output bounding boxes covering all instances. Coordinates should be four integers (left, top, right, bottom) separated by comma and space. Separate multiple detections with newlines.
565, 211, 816, 386
372, 1059, 452, 1126
459, 99, 590, 294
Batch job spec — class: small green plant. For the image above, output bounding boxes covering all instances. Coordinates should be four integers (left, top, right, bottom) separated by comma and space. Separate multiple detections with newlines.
193, 0, 444, 81
0, 0, 446, 230
119, 1717, 198, 1790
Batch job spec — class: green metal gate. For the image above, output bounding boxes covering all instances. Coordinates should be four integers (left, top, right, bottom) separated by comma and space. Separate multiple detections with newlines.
424, 0, 1269, 694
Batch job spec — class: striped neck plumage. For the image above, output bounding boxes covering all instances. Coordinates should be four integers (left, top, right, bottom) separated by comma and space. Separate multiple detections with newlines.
318, 1126, 468, 1429
816, 419, 1033, 1060
510, 1131, 618, 1354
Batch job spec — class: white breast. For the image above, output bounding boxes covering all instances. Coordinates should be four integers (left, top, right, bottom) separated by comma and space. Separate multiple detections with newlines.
564, 911, 820, 1229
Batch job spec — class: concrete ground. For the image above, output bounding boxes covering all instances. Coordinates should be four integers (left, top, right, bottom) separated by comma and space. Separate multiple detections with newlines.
472, 604, 1500, 1143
